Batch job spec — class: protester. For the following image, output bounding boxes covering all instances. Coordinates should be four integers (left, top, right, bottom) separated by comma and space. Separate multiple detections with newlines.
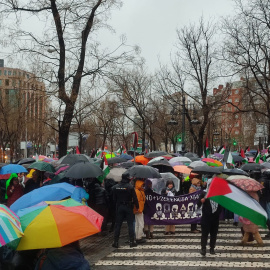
161, 180, 176, 235
6, 177, 24, 207
112, 174, 139, 248
24, 171, 41, 194
144, 181, 154, 239
133, 179, 146, 243
71, 181, 89, 205
197, 179, 222, 256
189, 175, 201, 233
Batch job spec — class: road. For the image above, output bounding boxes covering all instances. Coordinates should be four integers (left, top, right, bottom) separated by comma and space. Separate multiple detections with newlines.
81, 222, 270, 270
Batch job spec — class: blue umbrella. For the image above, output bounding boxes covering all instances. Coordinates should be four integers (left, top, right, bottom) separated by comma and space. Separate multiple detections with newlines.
120, 154, 133, 160
10, 183, 76, 214
0, 164, 28, 175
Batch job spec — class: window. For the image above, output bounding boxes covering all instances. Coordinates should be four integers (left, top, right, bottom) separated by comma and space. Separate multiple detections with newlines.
235, 90, 239, 94
0, 70, 2, 75
13, 71, 17, 76
8, 71, 11, 76
0, 79, 2, 86
235, 122, 239, 127
4, 70, 7, 76
228, 99, 232, 102
235, 115, 239, 119
235, 130, 239, 134
5, 79, 9, 86
12, 80, 16, 87
235, 98, 239, 102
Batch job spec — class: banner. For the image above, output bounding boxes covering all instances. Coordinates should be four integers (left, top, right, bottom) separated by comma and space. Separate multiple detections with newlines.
144, 190, 202, 225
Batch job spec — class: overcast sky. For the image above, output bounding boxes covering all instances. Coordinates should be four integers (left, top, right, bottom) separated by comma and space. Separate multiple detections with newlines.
98, 0, 236, 71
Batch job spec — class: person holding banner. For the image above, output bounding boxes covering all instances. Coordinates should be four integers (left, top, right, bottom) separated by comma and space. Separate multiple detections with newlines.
134, 179, 146, 243
161, 180, 177, 235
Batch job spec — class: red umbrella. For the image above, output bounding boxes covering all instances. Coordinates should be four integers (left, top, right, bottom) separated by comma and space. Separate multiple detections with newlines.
227, 175, 264, 192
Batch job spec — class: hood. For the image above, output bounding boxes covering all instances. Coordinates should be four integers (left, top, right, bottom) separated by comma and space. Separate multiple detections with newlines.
135, 180, 145, 190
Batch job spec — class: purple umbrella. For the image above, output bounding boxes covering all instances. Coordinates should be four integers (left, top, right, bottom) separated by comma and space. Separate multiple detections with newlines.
213, 153, 224, 159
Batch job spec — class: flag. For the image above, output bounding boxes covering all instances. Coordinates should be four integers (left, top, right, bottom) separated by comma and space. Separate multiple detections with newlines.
95, 149, 102, 158
240, 149, 248, 163
35, 153, 39, 161
122, 145, 127, 154
263, 154, 270, 162
223, 149, 234, 165
245, 146, 250, 153
75, 146, 80, 154
254, 150, 261, 164
217, 145, 225, 155
206, 177, 267, 227
98, 156, 110, 182
116, 147, 122, 155
205, 138, 210, 157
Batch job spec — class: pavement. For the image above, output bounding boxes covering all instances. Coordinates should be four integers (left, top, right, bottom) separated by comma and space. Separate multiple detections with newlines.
80, 222, 270, 270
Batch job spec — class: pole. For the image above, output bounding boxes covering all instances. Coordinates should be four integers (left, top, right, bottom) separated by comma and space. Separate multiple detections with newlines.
182, 91, 185, 152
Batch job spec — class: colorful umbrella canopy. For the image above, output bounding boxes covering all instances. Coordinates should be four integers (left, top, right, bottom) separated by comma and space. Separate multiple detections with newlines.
0, 204, 23, 247
227, 175, 264, 192
0, 164, 28, 175
14, 199, 103, 250
105, 153, 116, 159
10, 183, 76, 214
55, 165, 70, 175
173, 165, 192, 175
202, 158, 223, 167
28, 162, 55, 173
131, 155, 150, 165
120, 154, 133, 160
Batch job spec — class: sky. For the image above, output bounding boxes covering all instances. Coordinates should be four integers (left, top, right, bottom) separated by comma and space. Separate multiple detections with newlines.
98, 0, 236, 72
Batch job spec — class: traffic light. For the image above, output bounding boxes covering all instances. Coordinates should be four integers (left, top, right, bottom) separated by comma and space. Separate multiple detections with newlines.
233, 140, 237, 146
176, 134, 182, 142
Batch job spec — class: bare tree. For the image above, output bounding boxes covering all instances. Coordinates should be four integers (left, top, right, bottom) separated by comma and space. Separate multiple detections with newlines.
157, 18, 229, 156
0, 0, 135, 157
223, 0, 270, 146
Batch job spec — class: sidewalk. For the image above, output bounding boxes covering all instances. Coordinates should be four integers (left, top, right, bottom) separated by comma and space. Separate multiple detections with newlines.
80, 223, 129, 268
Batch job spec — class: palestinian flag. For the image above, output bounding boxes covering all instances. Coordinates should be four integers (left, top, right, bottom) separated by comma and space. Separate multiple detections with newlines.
223, 149, 234, 165
217, 145, 225, 155
240, 149, 248, 163
206, 177, 267, 227
263, 154, 270, 162
245, 146, 250, 153
116, 147, 122, 155
254, 150, 261, 164
205, 138, 210, 157
98, 156, 110, 182
95, 150, 102, 158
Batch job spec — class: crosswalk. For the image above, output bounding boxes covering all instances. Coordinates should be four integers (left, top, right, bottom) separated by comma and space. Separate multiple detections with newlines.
94, 223, 270, 269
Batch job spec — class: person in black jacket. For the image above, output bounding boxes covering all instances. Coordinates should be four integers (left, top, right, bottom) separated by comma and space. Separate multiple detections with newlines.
197, 180, 222, 256
112, 174, 139, 248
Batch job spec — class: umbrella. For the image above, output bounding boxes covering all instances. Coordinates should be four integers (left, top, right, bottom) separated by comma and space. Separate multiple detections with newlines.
119, 154, 133, 160
240, 163, 262, 172
173, 165, 192, 175
227, 175, 264, 192
169, 161, 184, 167
105, 153, 116, 159
55, 165, 70, 175
28, 161, 55, 173
146, 178, 166, 194
131, 155, 150, 165
188, 161, 207, 168
65, 162, 103, 179
0, 204, 24, 247
0, 164, 28, 175
191, 166, 222, 175
58, 154, 91, 166
10, 183, 76, 213
189, 157, 201, 162
213, 153, 224, 159
17, 158, 36, 165
261, 162, 270, 169
14, 198, 103, 250
107, 157, 126, 165
148, 156, 167, 163
202, 158, 223, 167
123, 165, 161, 179
160, 172, 181, 191
147, 159, 174, 173
117, 161, 137, 169
222, 168, 249, 176
144, 151, 168, 158
184, 152, 198, 158
232, 155, 244, 163
48, 172, 68, 185
106, 167, 127, 182
169, 157, 192, 164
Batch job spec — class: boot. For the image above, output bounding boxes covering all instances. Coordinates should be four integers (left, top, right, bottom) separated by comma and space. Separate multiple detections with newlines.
150, 232, 154, 239
130, 241, 137, 248
112, 241, 119, 248
200, 248, 206, 256
240, 232, 250, 246
210, 248, 215, 255
145, 230, 150, 239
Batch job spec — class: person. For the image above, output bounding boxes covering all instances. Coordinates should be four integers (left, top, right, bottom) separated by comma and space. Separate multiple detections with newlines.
133, 179, 146, 243
6, 177, 24, 207
24, 171, 41, 194
189, 175, 201, 233
112, 174, 139, 248
71, 180, 89, 205
197, 179, 222, 256
144, 180, 154, 239
161, 180, 176, 235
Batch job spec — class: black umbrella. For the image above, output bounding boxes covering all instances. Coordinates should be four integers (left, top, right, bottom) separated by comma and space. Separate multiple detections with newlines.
144, 151, 168, 158
107, 157, 127, 165
191, 166, 222, 175
189, 157, 201, 162
184, 152, 198, 158
14, 158, 35, 165
58, 154, 91, 166
232, 155, 244, 163
240, 163, 262, 171
117, 162, 138, 169
65, 162, 103, 179
147, 159, 174, 173
261, 162, 270, 169
222, 168, 249, 176
123, 165, 162, 179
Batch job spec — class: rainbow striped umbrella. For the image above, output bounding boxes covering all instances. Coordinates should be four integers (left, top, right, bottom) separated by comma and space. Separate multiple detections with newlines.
0, 204, 23, 247
202, 158, 223, 167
